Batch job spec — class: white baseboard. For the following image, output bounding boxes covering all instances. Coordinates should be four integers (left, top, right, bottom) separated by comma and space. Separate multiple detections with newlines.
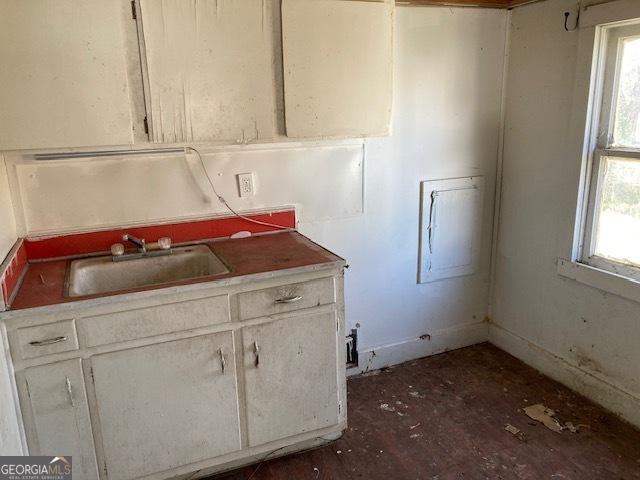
490, 323, 640, 428
347, 321, 488, 377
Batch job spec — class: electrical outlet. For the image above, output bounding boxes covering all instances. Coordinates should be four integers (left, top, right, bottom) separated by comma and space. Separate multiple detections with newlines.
237, 173, 254, 197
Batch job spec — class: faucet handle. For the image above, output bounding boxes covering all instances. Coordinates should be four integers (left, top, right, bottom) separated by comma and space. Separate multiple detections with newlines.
158, 237, 172, 250
111, 243, 125, 256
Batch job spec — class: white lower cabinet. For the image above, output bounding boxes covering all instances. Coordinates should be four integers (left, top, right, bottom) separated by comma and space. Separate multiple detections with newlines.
90, 332, 240, 480
23, 359, 99, 480
242, 312, 340, 446
6, 270, 345, 480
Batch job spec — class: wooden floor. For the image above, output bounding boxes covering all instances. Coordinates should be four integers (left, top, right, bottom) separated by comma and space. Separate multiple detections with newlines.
215, 343, 640, 479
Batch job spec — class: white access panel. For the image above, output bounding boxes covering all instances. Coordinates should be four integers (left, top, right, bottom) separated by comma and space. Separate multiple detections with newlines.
418, 177, 485, 284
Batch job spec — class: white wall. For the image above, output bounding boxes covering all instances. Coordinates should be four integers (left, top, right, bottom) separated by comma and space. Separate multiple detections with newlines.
0, 155, 17, 261
2, 6, 507, 371
303, 6, 506, 369
491, 0, 640, 427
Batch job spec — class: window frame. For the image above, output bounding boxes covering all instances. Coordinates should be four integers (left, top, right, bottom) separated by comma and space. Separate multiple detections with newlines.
580, 21, 640, 282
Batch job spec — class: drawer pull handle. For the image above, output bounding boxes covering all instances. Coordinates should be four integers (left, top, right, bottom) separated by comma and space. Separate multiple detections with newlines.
218, 348, 226, 374
253, 341, 260, 368
29, 336, 68, 346
65, 376, 75, 407
275, 295, 302, 304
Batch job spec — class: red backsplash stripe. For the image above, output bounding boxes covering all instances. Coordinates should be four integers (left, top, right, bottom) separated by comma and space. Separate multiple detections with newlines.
23, 210, 296, 261
1, 241, 28, 307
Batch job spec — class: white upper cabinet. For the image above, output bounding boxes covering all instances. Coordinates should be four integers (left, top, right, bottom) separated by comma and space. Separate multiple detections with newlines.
0, 0, 393, 150
0, 0, 135, 150
138, 0, 278, 143
281, 0, 394, 138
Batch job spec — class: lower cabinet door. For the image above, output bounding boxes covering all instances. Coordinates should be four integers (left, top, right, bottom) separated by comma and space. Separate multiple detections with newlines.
243, 312, 339, 446
24, 359, 99, 480
90, 332, 241, 480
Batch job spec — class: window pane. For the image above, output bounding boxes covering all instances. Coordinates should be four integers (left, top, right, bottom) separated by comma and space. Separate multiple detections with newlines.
612, 37, 640, 148
594, 157, 640, 267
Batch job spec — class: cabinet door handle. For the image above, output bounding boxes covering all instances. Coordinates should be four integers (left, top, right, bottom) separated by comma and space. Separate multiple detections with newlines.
29, 336, 68, 346
218, 348, 226, 374
274, 295, 302, 304
253, 341, 260, 367
64, 376, 75, 407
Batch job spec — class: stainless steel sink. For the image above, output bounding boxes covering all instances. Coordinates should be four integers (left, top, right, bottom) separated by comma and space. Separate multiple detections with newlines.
66, 245, 229, 297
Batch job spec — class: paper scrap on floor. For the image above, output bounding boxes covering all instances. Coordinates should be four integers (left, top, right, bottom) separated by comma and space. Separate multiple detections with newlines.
523, 404, 563, 433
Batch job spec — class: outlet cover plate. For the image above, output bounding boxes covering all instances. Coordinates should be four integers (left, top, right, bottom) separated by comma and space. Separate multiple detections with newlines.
237, 173, 255, 197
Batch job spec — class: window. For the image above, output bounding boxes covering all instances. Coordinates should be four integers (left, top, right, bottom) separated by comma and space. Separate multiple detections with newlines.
582, 22, 640, 281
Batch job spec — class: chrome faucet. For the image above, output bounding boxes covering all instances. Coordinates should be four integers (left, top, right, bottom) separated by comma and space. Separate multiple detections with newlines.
111, 234, 172, 262
122, 234, 146, 253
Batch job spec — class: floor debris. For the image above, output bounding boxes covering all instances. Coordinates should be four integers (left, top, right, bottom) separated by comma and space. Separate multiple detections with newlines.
564, 422, 578, 433
409, 391, 426, 399
523, 404, 563, 433
504, 424, 521, 435
565, 422, 590, 433
380, 402, 406, 416
522, 404, 589, 434
504, 423, 527, 441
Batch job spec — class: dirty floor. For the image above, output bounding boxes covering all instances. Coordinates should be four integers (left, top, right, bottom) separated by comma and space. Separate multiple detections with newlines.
214, 343, 640, 479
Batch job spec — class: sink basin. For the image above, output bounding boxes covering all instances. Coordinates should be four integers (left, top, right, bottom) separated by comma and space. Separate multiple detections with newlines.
66, 245, 229, 297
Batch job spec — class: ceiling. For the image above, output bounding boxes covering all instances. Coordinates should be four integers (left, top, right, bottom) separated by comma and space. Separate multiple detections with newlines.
396, 0, 532, 8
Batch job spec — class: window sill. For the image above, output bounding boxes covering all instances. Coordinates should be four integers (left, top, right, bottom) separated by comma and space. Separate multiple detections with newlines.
557, 258, 640, 305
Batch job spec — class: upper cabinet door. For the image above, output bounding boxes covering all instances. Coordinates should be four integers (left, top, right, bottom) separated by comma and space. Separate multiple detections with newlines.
138, 0, 278, 143
281, 0, 394, 138
0, 0, 135, 150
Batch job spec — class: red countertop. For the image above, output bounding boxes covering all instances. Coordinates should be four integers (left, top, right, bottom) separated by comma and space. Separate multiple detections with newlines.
9, 232, 344, 311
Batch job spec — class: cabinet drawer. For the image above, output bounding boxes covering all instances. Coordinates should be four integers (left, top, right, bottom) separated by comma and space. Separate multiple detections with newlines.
15, 320, 79, 360
238, 277, 335, 321
78, 295, 230, 347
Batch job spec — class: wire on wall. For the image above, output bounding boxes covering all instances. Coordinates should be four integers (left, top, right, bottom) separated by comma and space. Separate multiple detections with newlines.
184, 147, 292, 231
